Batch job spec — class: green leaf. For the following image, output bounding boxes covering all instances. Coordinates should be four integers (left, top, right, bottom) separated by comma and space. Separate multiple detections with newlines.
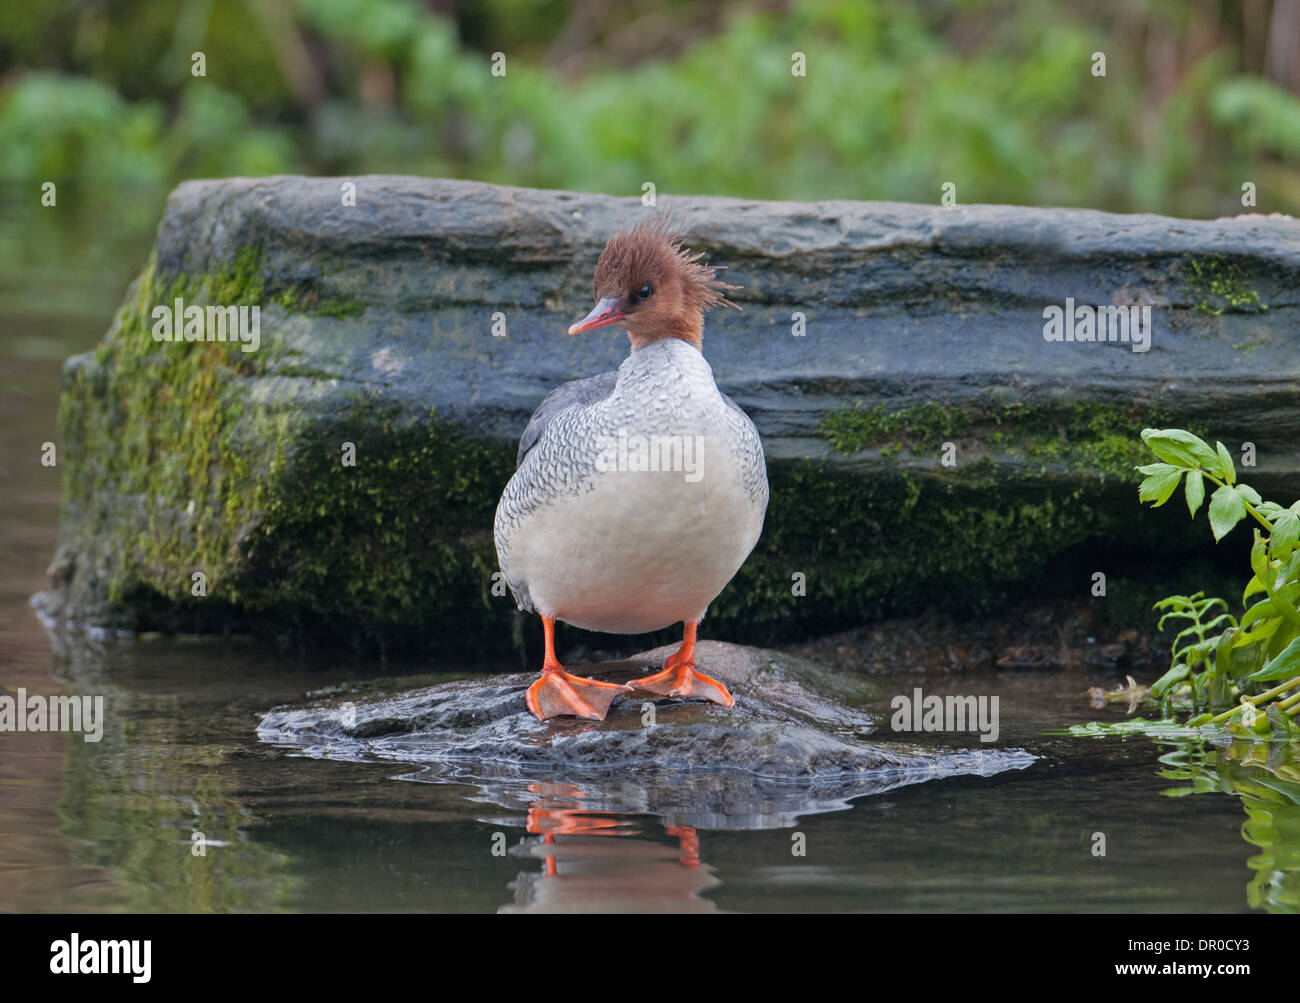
1259, 552, 1300, 631
1215, 441, 1236, 483
1208, 663, 1231, 704
1171, 623, 1211, 649
1140, 430, 1198, 468
1138, 464, 1184, 507
1185, 470, 1205, 518
1208, 484, 1247, 540
1271, 511, 1300, 559
1216, 627, 1249, 679
1236, 483, 1262, 506
1061, 717, 1207, 739
1267, 623, 1297, 659
1251, 532, 1268, 575
1150, 662, 1190, 697
1232, 615, 1280, 646
1247, 636, 1300, 681
1266, 703, 1299, 739
1239, 597, 1276, 628
1141, 428, 1220, 470
1196, 595, 1229, 615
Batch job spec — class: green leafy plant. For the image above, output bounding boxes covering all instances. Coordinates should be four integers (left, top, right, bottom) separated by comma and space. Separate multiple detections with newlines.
1148, 592, 1237, 705
1131, 428, 1300, 740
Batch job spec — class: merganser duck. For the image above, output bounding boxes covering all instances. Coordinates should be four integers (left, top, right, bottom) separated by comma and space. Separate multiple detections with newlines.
494, 215, 769, 720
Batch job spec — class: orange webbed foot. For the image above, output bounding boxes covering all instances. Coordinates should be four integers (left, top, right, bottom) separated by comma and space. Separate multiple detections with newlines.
526, 667, 632, 720
525, 614, 633, 721
627, 663, 735, 707
627, 621, 734, 708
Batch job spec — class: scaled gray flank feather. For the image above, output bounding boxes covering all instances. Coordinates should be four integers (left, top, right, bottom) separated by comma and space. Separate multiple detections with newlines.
499, 370, 618, 613
515, 371, 618, 467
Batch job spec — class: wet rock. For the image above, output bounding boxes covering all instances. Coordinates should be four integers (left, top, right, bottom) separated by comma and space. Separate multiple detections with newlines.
39, 177, 1300, 646
258, 641, 1036, 829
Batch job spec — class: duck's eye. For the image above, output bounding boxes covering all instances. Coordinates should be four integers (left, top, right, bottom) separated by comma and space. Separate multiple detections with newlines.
635, 284, 652, 302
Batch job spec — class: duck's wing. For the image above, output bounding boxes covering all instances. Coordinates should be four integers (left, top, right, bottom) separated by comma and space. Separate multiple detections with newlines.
720, 390, 770, 508
515, 370, 619, 467
496, 371, 619, 614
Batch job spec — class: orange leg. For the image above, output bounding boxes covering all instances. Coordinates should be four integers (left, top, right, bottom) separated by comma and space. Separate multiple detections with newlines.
541, 832, 558, 878
666, 824, 701, 869
525, 615, 632, 720
627, 621, 735, 707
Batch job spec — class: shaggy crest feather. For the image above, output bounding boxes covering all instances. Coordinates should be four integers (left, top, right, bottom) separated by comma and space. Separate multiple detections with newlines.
592, 213, 740, 315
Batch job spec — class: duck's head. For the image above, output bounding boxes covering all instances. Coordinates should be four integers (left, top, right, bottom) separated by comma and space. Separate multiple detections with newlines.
568, 214, 739, 352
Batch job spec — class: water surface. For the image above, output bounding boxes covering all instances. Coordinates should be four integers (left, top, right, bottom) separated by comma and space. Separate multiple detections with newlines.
1, 253, 1293, 913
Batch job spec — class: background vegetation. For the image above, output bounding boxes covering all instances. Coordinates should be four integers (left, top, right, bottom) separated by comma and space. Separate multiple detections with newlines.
4, 0, 1300, 266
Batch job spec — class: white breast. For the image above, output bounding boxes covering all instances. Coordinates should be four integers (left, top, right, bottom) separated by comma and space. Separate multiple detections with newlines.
495, 339, 768, 635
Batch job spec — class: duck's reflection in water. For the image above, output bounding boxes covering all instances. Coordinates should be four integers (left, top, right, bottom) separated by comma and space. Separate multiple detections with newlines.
499, 782, 721, 913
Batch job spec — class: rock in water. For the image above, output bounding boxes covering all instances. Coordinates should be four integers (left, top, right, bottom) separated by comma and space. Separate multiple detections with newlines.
258, 641, 1035, 829
40, 176, 1300, 648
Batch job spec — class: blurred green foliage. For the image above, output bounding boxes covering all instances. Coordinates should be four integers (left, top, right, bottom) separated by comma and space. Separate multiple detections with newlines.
3, 0, 1300, 252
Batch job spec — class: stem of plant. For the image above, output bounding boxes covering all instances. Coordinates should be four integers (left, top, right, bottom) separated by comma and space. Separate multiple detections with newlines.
1203, 675, 1300, 724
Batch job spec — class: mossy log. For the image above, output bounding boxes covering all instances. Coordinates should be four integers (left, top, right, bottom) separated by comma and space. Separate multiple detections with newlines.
38, 177, 1300, 653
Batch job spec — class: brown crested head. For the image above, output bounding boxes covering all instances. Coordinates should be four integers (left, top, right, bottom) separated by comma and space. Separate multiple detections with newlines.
567, 214, 739, 352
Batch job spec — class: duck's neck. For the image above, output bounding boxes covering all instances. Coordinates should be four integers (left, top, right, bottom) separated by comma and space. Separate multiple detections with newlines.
628, 313, 703, 353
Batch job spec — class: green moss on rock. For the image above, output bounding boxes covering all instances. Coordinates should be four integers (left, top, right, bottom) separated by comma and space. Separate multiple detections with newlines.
702, 451, 1208, 644
61, 254, 276, 612
818, 395, 1198, 482
275, 286, 367, 317
56, 256, 514, 650
1182, 254, 1268, 316
240, 396, 514, 646
154, 244, 369, 319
